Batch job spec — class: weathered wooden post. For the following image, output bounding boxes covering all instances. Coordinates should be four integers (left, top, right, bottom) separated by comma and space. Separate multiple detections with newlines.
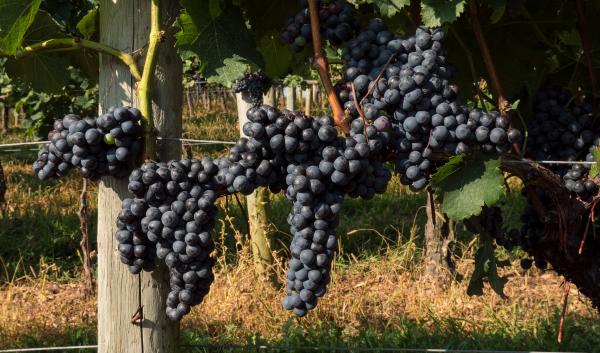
236, 92, 274, 279
97, 1, 181, 352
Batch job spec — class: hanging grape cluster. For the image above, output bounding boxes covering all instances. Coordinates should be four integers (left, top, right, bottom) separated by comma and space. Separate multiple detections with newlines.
526, 86, 599, 196
33, 107, 143, 180
233, 71, 272, 107
280, 0, 360, 52
116, 104, 392, 320
333, 19, 522, 191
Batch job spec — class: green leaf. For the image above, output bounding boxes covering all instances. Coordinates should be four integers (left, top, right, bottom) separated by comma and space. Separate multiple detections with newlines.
373, 0, 410, 18
4, 11, 70, 93
510, 99, 520, 110
257, 31, 292, 78
206, 54, 254, 87
177, 0, 263, 77
209, 0, 223, 18
431, 154, 505, 221
0, 0, 41, 55
241, 0, 297, 40
421, 0, 466, 28
590, 147, 600, 178
5, 53, 69, 93
283, 74, 303, 87
486, 0, 506, 24
558, 29, 581, 47
76, 8, 98, 40
467, 231, 508, 298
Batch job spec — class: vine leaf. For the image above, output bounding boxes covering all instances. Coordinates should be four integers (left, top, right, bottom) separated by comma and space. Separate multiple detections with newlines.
431, 154, 505, 221
257, 31, 292, 78
589, 147, 600, 178
177, 0, 263, 82
421, 0, 466, 28
467, 230, 509, 298
76, 8, 98, 40
4, 11, 70, 93
0, 0, 41, 55
206, 55, 254, 87
373, 0, 410, 18
486, 0, 506, 24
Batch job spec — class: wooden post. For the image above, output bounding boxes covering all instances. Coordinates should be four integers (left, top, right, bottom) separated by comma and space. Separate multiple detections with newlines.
304, 87, 311, 115
295, 86, 302, 110
423, 191, 456, 281
285, 86, 295, 110
1, 104, 9, 133
97, 1, 181, 353
236, 92, 275, 279
263, 87, 276, 108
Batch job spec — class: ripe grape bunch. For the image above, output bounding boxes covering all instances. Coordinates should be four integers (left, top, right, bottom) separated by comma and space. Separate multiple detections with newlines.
526, 86, 599, 197
116, 104, 392, 320
334, 19, 522, 191
280, 0, 360, 52
233, 71, 272, 107
33, 107, 144, 180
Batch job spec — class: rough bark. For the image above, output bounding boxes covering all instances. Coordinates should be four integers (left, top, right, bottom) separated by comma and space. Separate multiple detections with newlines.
285, 86, 295, 110
236, 92, 275, 280
97, 1, 181, 353
0, 159, 5, 206
1, 104, 8, 133
423, 191, 456, 280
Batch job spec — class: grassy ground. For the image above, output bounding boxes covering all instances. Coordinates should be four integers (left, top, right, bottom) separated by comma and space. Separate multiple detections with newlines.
0, 105, 598, 352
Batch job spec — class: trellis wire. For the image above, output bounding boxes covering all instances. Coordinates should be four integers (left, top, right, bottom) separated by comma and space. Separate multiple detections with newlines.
0, 138, 237, 150
0, 141, 595, 166
182, 345, 586, 353
156, 137, 236, 145
0, 345, 587, 353
0, 346, 98, 353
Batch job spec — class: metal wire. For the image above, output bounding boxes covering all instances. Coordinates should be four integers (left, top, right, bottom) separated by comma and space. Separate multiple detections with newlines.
0, 138, 236, 150
504, 159, 596, 166
0, 141, 50, 148
180, 344, 586, 353
156, 137, 236, 145
0, 346, 97, 353
0, 141, 597, 166
0, 345, 586, 353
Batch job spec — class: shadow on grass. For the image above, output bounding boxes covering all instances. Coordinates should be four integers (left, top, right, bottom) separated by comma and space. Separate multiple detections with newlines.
0, 208, 98, 281
2, 313, 598, 352
182, 313, 599, 353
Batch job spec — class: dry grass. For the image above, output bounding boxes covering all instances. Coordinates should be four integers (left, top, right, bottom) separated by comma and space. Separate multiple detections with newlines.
0, 241, 597, 349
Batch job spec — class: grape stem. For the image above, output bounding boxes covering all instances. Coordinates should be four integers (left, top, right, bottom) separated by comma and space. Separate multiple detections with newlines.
350, 82, 370, 141
14, 38, 142, 81
557, 282, 570, 343
468, 0, 521, 155
137, 0, 162, 161
410, 0, 421, 26
467, 0, 507, 113
575, 0, 598, 115
307, 0, 348, 133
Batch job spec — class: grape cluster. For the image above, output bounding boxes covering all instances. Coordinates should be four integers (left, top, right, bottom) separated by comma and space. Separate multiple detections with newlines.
563, 158, 598, 197
233, 71, 272, 107
526, 86, 599, 196
480, 205, 548, 271
117, 159, 221, 321
116, 103, 392, 320
33, 107, 143, 180
280, 0, 360, 52
335, 20, 522, 191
